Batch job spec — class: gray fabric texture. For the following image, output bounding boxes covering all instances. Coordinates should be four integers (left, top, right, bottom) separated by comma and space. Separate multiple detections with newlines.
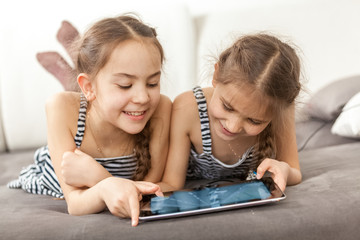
1, 138, 360, 239
296, 118, 359, 151
306, 75, 360, 121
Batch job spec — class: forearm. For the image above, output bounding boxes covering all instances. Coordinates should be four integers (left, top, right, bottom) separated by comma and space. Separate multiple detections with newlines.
86, 164, 112, 187
156, 181, 181, 192
65, 183, 106, 215
286, 167, 302, 186
62, 150, 113, 188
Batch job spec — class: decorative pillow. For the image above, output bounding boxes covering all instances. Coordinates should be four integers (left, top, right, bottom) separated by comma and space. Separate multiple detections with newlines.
306, 75, 360, 121
331, 92, 360, 138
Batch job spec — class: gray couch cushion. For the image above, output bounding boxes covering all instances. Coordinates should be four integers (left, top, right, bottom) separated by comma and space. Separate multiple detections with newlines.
1, 144, 360, 240
296, 119, 359, 151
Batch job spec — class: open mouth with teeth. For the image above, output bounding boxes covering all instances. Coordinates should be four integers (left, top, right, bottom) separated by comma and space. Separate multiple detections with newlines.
124, 111, 146, 116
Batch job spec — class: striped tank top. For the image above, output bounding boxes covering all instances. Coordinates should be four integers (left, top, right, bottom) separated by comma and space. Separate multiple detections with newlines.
186, 86, 258, 180
7, 94, 138, 198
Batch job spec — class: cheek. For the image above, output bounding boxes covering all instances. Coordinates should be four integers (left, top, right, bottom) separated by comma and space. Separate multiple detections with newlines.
101, 92, 130, 113
110, 94, 128, 107
208, 101, 224, 119
149, 89, 161, 106
244, 124, 267, 136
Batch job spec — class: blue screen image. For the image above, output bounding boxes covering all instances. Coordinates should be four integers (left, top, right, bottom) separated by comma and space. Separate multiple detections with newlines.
150, 181, 271, 214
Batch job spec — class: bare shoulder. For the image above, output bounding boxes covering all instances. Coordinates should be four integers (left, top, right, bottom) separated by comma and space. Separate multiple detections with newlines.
149, 94, 172, 130
171, 89, 200, 129
45, 92, 82, 127
157, 94, 172, 112
172, 90, 196, 111
46, 92, 81, 112
173, 87, 213, 112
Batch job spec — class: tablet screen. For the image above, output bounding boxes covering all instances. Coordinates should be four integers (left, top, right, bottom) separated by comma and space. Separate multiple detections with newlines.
140, 178, 285, 220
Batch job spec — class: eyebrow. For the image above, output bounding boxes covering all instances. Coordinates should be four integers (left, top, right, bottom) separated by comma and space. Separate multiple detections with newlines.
113, 71, 161, 80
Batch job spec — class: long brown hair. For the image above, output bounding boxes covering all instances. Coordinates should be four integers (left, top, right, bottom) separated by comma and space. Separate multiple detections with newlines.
216, 33, 301, 165
75, 14, 164, 180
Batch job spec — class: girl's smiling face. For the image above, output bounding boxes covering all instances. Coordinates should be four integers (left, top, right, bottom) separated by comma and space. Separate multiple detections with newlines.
208, 81, 273, 141
91, 39, 162, 134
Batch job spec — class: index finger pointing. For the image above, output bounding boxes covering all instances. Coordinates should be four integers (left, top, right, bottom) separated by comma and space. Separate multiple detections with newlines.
128, 195, 140, 227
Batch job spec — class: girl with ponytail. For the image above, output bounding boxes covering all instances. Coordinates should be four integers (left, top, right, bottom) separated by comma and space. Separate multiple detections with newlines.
160, 33, 302, 193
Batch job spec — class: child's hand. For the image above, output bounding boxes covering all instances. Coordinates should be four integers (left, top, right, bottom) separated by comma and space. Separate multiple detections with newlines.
256, 158, 290, 192
61, 149, 102, 187
99, 177, 162, 227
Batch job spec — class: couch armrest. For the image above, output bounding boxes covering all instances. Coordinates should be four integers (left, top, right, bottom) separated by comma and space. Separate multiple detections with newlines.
0, 76, 6, 152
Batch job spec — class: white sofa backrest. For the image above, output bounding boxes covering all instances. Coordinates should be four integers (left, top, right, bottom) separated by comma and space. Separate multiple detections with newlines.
1, 0, 359, 152
0, 0, 195, 151
0, 79, 5, 152
196, 0, 360, 98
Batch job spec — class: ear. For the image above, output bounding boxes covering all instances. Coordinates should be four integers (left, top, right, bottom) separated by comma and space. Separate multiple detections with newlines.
77, 73, 96, 101
212, 63, 219, 87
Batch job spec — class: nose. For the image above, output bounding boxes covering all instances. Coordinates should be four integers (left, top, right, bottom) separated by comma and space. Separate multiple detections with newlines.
225, 118, 243, 134
132, 85, 150, 104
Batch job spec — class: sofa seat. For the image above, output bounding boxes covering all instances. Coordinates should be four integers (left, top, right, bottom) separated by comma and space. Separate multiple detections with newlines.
1, 141, 359, 240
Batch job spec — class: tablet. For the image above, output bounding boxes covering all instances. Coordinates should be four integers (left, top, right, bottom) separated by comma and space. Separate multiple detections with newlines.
139, 177, 286, 221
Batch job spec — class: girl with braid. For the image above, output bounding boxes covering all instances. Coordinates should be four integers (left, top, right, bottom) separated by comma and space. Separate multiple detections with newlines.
8, 14, 171, 226
159, 33, 302, 193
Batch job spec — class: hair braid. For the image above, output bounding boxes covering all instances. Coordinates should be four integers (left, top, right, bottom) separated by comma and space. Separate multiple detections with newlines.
132, 122, 152, 180
255, 123, 276, 167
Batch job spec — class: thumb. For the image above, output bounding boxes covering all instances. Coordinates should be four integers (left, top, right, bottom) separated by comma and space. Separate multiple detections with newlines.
135, 182, 162, 195
74, 148, 85, 155
256, 162, 268, 180
62, 150, 75, 159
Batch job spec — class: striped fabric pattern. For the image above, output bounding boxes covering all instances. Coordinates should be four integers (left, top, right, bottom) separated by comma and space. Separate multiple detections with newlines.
7, 94, 138, 198
74, 94, 87, 148
7, 146, 63, 198
187, 86, 258, 180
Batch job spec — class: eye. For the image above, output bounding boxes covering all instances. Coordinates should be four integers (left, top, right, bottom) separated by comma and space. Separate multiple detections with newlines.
147, 82, 159, 88
248, 118, 262, 125
118, 84, 132, 89
222, 103, 233, 112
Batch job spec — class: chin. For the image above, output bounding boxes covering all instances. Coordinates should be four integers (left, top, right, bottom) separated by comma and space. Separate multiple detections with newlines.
125, 124, 147, 135
125, 128, 144, 135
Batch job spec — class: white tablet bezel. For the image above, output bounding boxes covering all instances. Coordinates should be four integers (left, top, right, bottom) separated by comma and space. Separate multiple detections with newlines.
139, 178, 286, 221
